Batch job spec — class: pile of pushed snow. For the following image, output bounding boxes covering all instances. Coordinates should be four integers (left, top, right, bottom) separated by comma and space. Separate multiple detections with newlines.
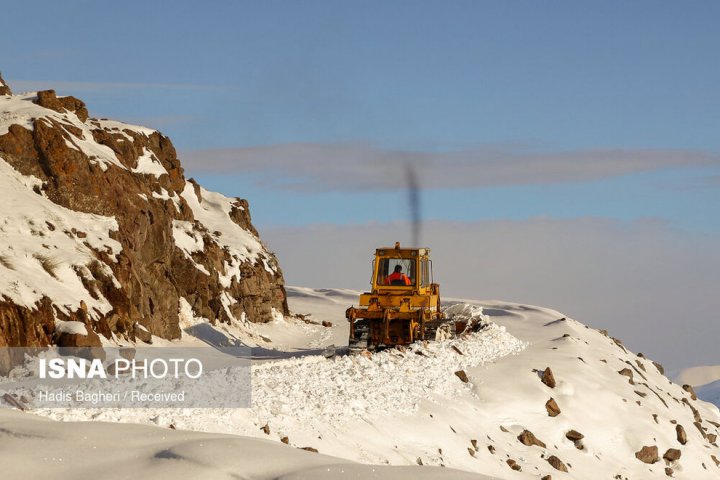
251, 322, 526, 427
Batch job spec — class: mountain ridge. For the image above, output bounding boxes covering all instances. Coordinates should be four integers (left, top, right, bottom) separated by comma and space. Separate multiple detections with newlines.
0, 78, 288, 368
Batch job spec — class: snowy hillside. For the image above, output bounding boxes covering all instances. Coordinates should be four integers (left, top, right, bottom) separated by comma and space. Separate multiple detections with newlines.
3, 287, 719, 479
0, 85, 287, 357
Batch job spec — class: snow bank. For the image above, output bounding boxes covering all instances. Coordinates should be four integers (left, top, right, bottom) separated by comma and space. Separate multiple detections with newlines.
251, 323, 525, 427
0, 408, 487, 480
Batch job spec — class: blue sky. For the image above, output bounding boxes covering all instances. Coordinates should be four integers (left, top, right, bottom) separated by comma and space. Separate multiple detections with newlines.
2, 1, 719, 367
3, 0, 719, 233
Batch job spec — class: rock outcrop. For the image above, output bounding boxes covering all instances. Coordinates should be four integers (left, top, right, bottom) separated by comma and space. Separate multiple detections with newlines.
0, 78, 288, 361
0, 72, 10, 95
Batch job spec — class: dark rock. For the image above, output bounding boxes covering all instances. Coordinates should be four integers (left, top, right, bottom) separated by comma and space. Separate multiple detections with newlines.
565, 430, 584, 441
281, 436, 289, 444
618, 368, 634, 381
541, 367, 556, 388
301, 447, 318, 453
712, 455, 720, 467
133, 323, 153, 344
321, 321, 333, 327
547, 455, 568, 472
0, 72, 11, 95
708, 433, 717, 444
663, 448, 681, 462
682, 384, 697, 400
635, 445, 659, 464
454, 370, 469, 383
2, 393, 26, 410
652, 361, 665, 374
470, 439, 478, 450
34, 90, 89, 122
487, 445, 496, 454
467, 447, 475, 457
261, 423, 270, 435
506, 459, 521, 471
665, 467, 673, 476
517, 429, 546, 448
541, 476, 552, 480
546, 398, 561, 417
676, 424, 687, 445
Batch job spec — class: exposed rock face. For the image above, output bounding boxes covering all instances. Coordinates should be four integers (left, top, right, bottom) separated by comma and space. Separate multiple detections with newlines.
0, 72, 10, 95
0, 81, 288, 356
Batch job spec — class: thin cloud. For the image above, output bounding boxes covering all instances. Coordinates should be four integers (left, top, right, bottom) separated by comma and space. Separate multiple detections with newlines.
181, 143, 720, 191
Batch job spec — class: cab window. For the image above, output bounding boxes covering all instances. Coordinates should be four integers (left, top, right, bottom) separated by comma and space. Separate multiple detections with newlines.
376, 258, 416, 286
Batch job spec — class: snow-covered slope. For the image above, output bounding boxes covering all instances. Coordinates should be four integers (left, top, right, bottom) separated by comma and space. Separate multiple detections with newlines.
3, 287, 719, 479
0, 408, 489, 480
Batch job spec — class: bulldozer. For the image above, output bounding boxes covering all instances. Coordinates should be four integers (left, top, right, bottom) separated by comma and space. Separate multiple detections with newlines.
345, 242, 459, 352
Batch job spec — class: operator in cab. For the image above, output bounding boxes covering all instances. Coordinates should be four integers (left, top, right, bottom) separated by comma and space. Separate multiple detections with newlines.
386, 265, 412, 286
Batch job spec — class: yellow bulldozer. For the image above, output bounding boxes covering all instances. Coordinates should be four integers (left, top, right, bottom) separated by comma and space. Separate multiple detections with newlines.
346, 242, 460, 352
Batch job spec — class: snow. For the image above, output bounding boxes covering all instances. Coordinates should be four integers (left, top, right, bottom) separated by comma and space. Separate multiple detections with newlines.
171, 220, 210, 275
54, 320, 88, 336
4, 287, 719, 478
0, 408, 487, 480
179, 182, 278, 297
0, 157, 122, 317
0, 94, 157, 172
131, 147, 168, 177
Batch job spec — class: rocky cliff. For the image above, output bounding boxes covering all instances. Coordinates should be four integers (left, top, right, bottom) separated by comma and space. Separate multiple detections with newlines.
0, 76, 288, 356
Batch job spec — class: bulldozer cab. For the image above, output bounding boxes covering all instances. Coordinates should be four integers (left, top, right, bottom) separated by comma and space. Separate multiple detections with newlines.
372, 242, 433, 293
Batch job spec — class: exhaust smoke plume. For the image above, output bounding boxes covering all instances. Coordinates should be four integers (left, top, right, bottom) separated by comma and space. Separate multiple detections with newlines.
406, 163, 421, 247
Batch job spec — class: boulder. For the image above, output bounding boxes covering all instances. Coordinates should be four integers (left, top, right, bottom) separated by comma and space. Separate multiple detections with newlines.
506, 459, 521, 471
541, 367, 556, 388
635, 445, 659, 464
676, 424, 687, 445
517, 429, 546, 448
547, 455, 568, 472
454, 370, 469, 383
663, 448, 681, 462
566, 430, 584, 441
546, 398, 561, 417
682, 384, 698, 401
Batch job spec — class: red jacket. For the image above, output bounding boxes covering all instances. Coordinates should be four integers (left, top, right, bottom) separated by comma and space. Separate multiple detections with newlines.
387, 271, 411, 285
